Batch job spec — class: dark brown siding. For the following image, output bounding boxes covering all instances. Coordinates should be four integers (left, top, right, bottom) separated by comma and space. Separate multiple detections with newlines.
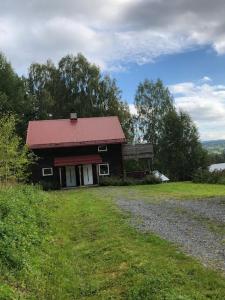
31, 143, 123, 188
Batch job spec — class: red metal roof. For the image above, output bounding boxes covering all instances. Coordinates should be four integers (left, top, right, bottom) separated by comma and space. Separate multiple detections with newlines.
54, 154, 102, 166
26, 116, 126, 149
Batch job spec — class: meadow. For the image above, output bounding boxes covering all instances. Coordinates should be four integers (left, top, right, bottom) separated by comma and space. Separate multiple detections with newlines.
1, 183, 225, 299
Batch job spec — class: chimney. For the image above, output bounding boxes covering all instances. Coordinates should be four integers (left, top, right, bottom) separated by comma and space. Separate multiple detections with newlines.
70, 113, 77, 121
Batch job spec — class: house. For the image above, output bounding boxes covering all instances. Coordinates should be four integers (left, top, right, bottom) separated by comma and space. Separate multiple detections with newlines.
26, 114, 126, 188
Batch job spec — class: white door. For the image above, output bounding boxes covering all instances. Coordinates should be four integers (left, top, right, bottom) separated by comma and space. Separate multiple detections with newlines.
66, 166, 77, 187
83, 164, 93, 185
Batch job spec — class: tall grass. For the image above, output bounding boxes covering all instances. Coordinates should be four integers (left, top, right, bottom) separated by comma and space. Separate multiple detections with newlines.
0, 185, 48, 299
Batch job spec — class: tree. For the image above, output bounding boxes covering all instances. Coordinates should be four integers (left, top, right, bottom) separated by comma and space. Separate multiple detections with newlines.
27, 54, 133, 140
0, 115, 34, 183
134, 79, 174, 150
0, 53, 31, 138
158, 110, 208, 180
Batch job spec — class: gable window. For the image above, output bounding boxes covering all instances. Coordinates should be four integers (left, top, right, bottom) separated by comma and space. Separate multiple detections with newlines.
42, 167, 53, 176
98, 163, 109, 176
98, 145, 107, 152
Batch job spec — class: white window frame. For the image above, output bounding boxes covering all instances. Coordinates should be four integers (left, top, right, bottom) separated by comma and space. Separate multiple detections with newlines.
98, 145, 108, 152
98, 163, 110, 176
42, 167, 53, 176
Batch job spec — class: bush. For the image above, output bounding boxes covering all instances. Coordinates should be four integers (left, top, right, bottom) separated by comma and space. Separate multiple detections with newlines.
0, 185, 48, 270
99, 174, 161, 186
193, 169, 225, 184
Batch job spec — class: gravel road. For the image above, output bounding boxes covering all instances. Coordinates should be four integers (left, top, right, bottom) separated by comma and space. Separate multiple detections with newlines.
116, 197, 225, 272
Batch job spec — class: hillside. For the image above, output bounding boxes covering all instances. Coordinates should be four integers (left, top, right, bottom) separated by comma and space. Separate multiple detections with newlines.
202, 139, 225, 154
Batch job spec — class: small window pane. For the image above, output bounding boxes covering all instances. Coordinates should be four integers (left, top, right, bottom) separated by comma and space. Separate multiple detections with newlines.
99, 164, 109, 176
42, 168, 53, 176
98, 145, 107, 152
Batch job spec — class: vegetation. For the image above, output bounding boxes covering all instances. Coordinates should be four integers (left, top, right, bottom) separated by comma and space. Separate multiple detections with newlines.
134, 78, 174, 147
0, 185, 48, 299
0, 52, 209, 179
202, 139, 225, 154
193, 169, 225, 184
134, 79, 207, 180
158, 110, 208, 180
1, 184, 225, 299
0, 52, 133, 141
107, 182, 225, 200
0, 115, 34, 183
99, 174, 160, 186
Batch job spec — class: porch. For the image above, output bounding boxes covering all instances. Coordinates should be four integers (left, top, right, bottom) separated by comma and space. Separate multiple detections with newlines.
54, 155, 107, 188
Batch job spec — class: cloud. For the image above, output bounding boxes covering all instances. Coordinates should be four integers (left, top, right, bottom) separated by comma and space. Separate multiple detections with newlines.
170, 82, 225, 140
1, 0, 225, 73
201, 76, 212, 83
129, 104, 137, 115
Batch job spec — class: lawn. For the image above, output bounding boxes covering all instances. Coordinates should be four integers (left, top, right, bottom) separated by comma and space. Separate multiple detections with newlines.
1, 183, 225, 299
95, 182, 225, 201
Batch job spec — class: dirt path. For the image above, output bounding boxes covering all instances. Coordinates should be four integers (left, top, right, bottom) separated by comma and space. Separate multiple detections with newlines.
115, 197, 225, 272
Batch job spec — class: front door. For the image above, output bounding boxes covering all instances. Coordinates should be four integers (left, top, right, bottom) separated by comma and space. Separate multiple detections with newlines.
66, 166, 77, 187
83, 164, 93, 185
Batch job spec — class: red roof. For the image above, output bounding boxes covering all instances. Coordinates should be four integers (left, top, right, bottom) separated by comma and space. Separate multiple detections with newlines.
54, 154, 102, 166
26, 116, 126, 149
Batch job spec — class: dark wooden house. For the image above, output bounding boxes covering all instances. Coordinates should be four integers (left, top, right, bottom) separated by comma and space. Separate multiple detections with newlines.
26, 114, 126, 188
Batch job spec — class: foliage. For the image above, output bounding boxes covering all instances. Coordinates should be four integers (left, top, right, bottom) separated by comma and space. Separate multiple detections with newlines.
0, 185, 48, 299
6, 187, 224, 299
27, 54, 134, 140
134, 79, 174, 148
0, 115, 34, 183
193, 169, 225, 184
0, 53, 31, 138
99, 175, 161, 186
158, 110, 208, 180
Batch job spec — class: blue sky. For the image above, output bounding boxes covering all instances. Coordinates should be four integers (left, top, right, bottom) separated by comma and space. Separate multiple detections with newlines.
114, 47, 225, 103
1, 0, 225, 140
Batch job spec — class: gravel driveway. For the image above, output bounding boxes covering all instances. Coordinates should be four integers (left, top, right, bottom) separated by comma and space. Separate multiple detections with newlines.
116, 197, 225, 272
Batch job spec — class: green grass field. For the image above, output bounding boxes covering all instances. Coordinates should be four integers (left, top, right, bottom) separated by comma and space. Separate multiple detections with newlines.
1, 183, 225, 299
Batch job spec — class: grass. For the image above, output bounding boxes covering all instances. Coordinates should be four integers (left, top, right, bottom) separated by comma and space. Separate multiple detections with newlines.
1, 182, 225, 299
95, 182, 225, 202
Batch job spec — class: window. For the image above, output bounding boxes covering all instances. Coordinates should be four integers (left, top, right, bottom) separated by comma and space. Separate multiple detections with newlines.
98, 163, 109, 176
42, 167, 53, 176
98, 145, 107, 152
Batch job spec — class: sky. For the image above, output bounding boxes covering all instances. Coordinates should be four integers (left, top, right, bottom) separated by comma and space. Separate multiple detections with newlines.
1, 0, 225, 140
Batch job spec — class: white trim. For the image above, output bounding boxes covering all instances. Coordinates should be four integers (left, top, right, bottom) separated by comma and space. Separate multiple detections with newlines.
98, 163, 110, 176
98, 145, 108, 152
42, 167, 53, 176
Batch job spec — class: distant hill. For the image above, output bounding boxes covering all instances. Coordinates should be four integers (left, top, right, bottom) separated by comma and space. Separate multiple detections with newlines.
202, 140, 225, 154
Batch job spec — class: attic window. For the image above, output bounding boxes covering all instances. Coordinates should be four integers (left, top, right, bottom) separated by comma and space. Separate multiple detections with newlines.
42, 167, 53, 176
98, 145, 107, 152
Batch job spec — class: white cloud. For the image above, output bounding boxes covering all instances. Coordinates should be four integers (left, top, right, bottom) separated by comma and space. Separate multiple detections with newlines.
1, 0, 225, 73
201, 76, 212, 83
129, 104, 137, 115
170, 82, 225, 140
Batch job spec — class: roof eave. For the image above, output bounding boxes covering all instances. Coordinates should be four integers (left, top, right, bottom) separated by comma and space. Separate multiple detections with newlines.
27, 138, 126, 150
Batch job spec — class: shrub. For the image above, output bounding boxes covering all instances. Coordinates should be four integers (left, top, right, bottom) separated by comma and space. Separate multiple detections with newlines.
193, 169, 225, 184
99, 174, 161, 186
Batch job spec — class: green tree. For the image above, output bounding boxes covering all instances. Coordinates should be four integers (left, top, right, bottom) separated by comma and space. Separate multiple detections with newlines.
0, 115, 34, 183
0, 53, 31, 138
134, 79, 174, 149
27, 54, 133, 140
158, 110, 208, 180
